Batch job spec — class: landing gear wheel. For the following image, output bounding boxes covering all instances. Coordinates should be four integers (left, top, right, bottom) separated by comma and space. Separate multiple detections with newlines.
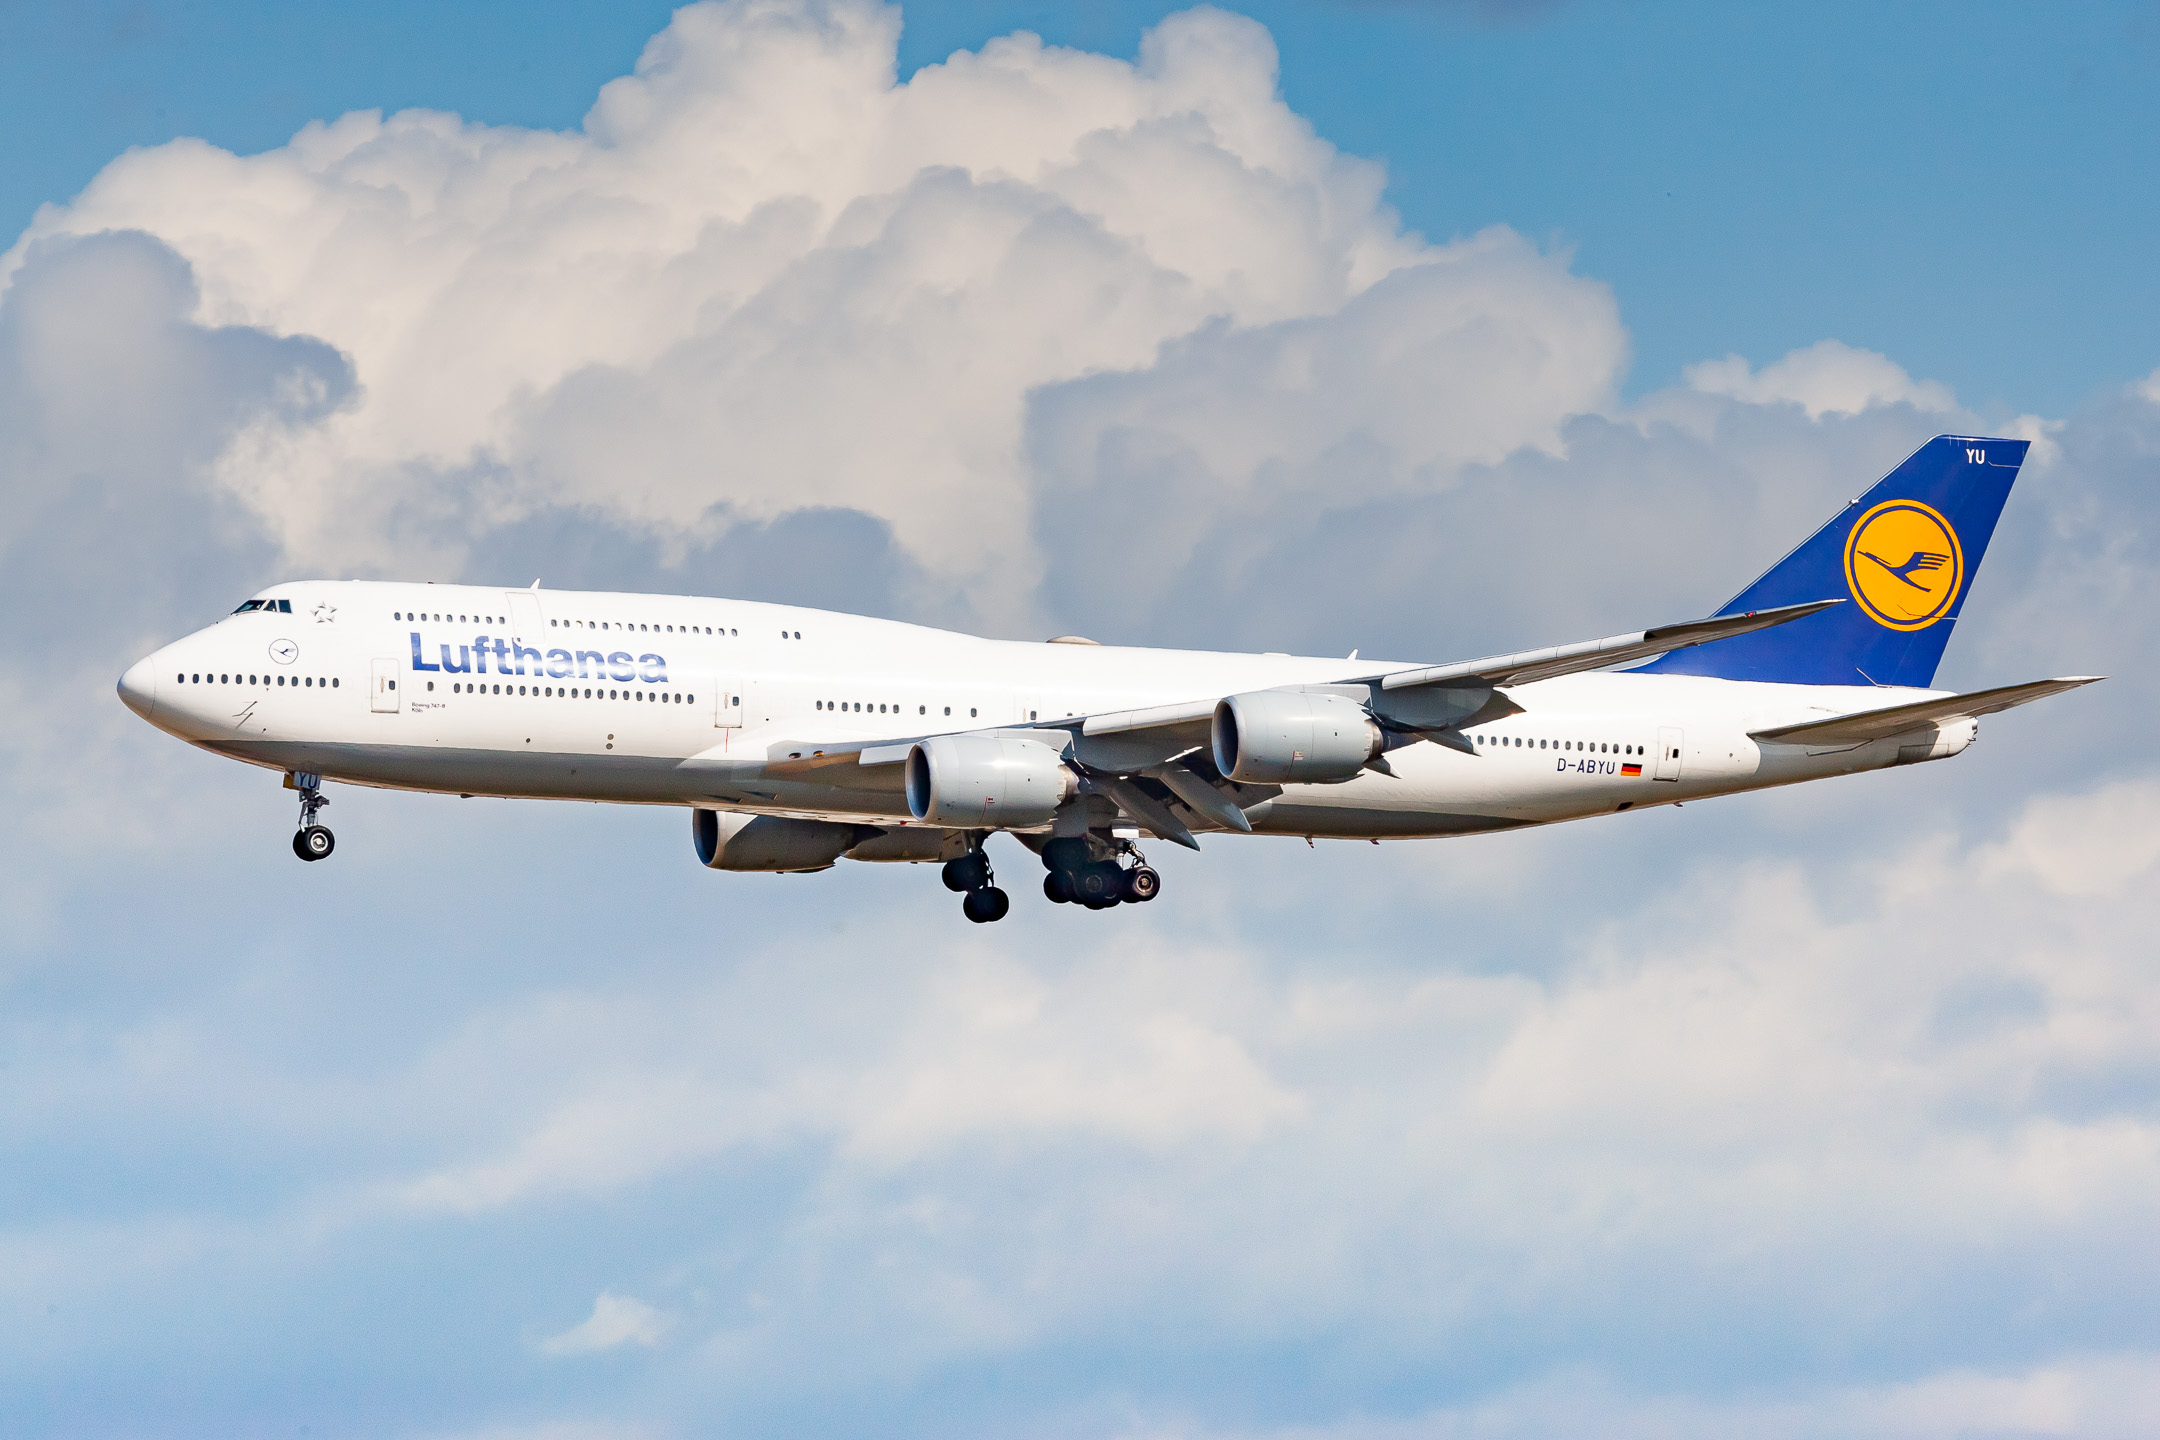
294, 825, 334, 862
963, 885, 1010, 923
1122, 865, 1160, 903
943, 852, 991, 892
1073, 863, 1122, 905
1043, 872, 1073, 904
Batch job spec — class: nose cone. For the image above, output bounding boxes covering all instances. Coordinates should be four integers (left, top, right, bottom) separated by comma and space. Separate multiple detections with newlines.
117, 656, 159, 721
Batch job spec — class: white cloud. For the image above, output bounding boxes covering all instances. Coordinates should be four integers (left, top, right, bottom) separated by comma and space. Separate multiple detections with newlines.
538, 1292, 674, 1356
1980, 773, 2160, 898
3, 0, 1476, 619
1186, 1353, 2160, 1440
1685, 338, 1956, 418
391, 935, 1304, 1215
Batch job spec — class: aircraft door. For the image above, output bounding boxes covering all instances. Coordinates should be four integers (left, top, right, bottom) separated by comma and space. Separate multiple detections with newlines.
371, 657, 402, 713
714, 682, 742, 728
1653, 726, 1684, 781
506, 590, 544, 648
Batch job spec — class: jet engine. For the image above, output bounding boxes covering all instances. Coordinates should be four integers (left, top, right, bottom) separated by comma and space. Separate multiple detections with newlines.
1212, 690, 1383, 784
905, 735, 1076, 828
693, 809, 863, 872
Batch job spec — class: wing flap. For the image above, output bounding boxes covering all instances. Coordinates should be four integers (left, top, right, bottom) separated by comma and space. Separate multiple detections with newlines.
1750, 676, 2104, 746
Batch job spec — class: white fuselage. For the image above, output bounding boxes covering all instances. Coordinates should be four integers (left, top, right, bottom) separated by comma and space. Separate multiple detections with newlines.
119, 580, 1970, 841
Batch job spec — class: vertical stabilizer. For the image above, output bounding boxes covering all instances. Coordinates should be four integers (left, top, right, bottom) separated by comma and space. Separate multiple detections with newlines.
1636, 435, 2026, 688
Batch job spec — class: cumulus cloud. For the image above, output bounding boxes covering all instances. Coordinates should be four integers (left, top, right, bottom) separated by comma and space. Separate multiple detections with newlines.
3, 0, 1449, 622
539, 1293, 674, 1356
1191, 1353, 2160, 1440
1685, 338, 1956, 418
391, 937, 1303, 1215
1979, 774, 2160, 899
64, 755, 2139, 1423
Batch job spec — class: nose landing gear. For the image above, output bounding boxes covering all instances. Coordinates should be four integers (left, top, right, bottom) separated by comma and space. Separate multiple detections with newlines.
943, 840, 1009, 922
288, 771, 334, 862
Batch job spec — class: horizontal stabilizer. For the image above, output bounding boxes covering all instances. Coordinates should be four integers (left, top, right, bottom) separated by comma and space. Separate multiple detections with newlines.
1750, 676, 2104, 746
1371, 598, 1842, 691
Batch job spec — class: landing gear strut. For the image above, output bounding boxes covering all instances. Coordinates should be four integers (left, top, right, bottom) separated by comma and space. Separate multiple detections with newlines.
944, 838, 1009, 922
289, 771, 334, 862
1040, 836, 1160, 909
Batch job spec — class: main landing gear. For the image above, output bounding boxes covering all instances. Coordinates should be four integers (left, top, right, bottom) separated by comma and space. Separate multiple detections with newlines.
1039, 836, 1160, 910
941, 842, 1010, 923
289, 771, 334, 862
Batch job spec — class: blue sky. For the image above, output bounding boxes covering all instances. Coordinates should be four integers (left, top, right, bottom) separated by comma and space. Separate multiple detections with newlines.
5, 3, 2160, 1437
5, 0, 2159, 414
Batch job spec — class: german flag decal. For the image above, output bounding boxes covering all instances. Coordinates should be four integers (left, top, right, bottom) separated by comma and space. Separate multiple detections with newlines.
1621, 763, 1642, 777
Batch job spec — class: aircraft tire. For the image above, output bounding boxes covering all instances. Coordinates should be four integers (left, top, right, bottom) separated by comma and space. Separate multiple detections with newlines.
1122, 866, 1160, 903
1074, 863, 1121, 904
1043, 872, 1073, 904
942, 855, 988, 892
296, 825, 334, 862
963, 885, 1010, 923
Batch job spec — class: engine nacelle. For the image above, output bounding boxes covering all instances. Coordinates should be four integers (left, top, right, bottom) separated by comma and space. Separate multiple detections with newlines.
1212, 690, 1382, 784
906, 735, 1076, 829
1892, 718, 1978, 765
693, 809, 860, 872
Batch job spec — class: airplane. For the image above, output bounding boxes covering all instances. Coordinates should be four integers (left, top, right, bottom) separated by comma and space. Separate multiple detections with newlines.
117, 434, 2099, 922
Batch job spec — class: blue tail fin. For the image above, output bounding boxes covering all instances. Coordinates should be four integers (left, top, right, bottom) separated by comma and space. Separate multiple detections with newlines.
1636, 435, 2027, 688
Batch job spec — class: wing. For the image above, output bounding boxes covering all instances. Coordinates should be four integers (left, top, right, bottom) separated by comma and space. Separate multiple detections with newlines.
1750, 676, 2104, 746
1350, 597, 1843, 691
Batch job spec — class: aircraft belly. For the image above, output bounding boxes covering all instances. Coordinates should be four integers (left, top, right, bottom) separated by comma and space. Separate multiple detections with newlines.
1247, 803, 1524, 839
211, 741, 701, 804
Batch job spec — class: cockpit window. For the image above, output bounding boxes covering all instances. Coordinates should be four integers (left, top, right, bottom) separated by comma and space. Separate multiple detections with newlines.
231, 599, 293, 614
